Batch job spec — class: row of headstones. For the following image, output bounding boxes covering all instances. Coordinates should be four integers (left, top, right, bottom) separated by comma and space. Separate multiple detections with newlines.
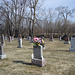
49, 34, 70, 44
0, 35, 46, 67
0, 35, 75, 67
0, 35, 14, 46
49, 34, 75, 52
0, 35, 15, 59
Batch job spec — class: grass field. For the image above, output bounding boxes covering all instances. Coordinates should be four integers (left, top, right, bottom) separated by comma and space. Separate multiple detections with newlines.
0, 38, 75, 75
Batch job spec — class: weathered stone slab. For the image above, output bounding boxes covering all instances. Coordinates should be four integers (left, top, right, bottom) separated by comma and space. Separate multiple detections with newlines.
0, 45, 6, 59
31, 45, 46, 67
69, 37, 75, 52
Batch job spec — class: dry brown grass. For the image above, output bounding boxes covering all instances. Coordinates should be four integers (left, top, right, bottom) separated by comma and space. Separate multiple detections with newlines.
0, 38, 75, 75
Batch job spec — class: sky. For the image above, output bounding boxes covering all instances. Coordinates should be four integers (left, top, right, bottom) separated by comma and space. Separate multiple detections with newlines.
43, 0, 75, 9
0, 0, 75, 22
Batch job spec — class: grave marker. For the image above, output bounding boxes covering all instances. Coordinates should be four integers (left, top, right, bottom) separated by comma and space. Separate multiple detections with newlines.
69, 36, 75, 52
31, 45, 46, 67
0, 45, 6, 59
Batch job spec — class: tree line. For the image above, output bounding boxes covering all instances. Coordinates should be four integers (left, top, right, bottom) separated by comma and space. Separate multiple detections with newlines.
0, 0, 75, 38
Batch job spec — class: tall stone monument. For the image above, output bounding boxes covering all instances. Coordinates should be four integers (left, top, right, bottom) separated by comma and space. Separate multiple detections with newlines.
17, 35, 23, 48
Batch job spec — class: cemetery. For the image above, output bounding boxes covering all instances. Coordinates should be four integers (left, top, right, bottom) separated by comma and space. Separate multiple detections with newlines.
0, 0, 75, 75
0, 37, 75, 75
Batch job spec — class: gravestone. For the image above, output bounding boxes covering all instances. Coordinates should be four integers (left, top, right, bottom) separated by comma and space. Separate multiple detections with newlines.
4, 36, 7, 40
69, 36, 75, 52
27, 36, 31, 41
31, 45, 46, 67
49, 34, 54, 41
1, 34, 5, 46
64, 37, 70, 44
0, 45, 6, 59
30, 38, 33, 43
17, 36, 23, 48
59, 36, 62, 41
11, 36, 14, 40
23, 36, 25, 39
8, 36, 12, 42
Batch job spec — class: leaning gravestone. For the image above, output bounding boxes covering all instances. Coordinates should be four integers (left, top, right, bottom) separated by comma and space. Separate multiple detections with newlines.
49, 34, 54, 41
0, 45, 6, 59
69, 36, 75, 52
31, 45, 46, 67
64, 37, 70, 44
1, 34, 5, 46
17, 35, 23, 48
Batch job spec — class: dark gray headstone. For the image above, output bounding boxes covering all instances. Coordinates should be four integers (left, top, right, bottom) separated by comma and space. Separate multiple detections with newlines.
70, 37, 75, 52
33, 45, 43, 59
32, 45, 46, 67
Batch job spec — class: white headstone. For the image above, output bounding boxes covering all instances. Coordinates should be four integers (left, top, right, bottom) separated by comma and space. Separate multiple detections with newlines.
17, 38, 23, 48
0, 45, 6, 59
60, 37, 62, 41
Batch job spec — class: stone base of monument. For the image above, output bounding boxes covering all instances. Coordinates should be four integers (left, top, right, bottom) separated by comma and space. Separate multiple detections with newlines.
69, 48, 75, 52
0, 54, 6, 59
31, 58, 46, 67
64, 41, 70, 44
43, 47, 46, 50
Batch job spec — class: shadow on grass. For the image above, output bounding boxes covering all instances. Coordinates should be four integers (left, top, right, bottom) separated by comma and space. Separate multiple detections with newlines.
13, 61, 32, 65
